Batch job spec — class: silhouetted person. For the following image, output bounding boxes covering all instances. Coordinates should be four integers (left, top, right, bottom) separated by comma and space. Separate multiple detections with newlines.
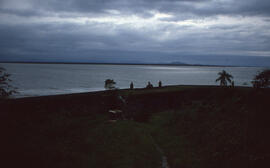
158, 80, 162, 88
146, 81, 153, 89
231, 81, 235, 88
130, 82, 134, 90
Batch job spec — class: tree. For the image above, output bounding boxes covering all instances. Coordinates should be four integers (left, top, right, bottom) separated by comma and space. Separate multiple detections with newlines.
104, 79, 116, 90
216, 70, 233, 87
0, 67, 17, 99
251, 69, 270, 88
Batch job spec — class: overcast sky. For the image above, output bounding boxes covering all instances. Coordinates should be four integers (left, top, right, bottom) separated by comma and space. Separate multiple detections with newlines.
0, 0, 270, 66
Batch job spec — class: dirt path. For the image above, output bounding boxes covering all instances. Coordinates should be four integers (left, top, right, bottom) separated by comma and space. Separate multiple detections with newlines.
150, 135, 170, 168
155, 143, 170, 168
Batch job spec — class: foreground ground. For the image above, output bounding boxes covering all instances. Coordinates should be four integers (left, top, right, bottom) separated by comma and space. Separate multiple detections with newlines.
1, 85, 270, 168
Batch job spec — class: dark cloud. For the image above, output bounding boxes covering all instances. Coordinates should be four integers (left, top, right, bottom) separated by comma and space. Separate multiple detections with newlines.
0, 0, 270, 66
1, 20, 269, 63
1, 0, 270, 17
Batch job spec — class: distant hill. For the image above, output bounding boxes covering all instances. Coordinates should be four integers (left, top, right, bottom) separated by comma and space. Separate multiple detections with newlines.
169, 61, 189, 65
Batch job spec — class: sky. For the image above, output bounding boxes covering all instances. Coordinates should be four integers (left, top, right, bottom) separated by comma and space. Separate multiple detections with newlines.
0, 0, 270, 66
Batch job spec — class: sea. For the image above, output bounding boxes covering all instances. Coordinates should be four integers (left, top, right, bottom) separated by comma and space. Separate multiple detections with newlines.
0, 63, 266, 98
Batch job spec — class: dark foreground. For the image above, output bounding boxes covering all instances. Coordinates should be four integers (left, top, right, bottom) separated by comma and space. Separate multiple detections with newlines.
1, 85, 270, 168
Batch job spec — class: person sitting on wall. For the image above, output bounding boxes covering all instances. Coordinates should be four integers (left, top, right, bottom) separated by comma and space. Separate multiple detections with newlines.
146, 81, 153, 89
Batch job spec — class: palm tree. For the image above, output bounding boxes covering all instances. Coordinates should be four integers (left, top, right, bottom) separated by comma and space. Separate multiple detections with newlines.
216, 70, 233, 87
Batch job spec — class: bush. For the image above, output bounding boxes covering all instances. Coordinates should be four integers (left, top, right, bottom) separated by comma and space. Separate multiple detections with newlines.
252, 69, 270, 88
0, 67, 17, 99
104, 79, 116, 90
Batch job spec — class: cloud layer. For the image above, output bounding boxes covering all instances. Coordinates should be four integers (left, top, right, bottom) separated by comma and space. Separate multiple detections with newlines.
0, 0, 270, 66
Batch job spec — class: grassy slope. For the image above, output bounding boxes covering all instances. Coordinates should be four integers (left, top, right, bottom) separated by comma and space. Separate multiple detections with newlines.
1, 85, 270, 168
2, 112, 161, 168
148, 87, 270, 168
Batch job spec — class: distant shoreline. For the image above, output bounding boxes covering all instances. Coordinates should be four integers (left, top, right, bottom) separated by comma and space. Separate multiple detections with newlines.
0, 61, 260, 68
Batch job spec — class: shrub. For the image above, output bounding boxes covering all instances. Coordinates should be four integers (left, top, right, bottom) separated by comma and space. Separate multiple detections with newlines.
252, 69, 270, 88
0, 67, 17, 99
104, 79, 116, 90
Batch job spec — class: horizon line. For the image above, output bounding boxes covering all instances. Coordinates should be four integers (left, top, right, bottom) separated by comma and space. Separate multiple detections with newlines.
0, 61, 257, 68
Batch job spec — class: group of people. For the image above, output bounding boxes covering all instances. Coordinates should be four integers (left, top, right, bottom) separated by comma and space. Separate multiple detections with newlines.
129, 80, 162, 89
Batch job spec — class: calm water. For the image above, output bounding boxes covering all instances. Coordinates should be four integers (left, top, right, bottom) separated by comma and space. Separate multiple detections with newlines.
0, 63, 265, 98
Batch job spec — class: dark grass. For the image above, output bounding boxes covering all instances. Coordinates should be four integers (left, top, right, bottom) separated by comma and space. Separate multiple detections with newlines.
2, 111, 161, 168
1, 85, 270, 167
148, 87, 270, 168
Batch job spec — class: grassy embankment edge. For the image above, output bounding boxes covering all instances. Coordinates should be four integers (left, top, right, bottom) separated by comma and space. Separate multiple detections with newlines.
1, 85, 270, 168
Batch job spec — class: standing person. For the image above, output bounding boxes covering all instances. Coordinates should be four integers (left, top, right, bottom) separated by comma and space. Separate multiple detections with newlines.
130, 82, 134, 89
158, 80, 162, 88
